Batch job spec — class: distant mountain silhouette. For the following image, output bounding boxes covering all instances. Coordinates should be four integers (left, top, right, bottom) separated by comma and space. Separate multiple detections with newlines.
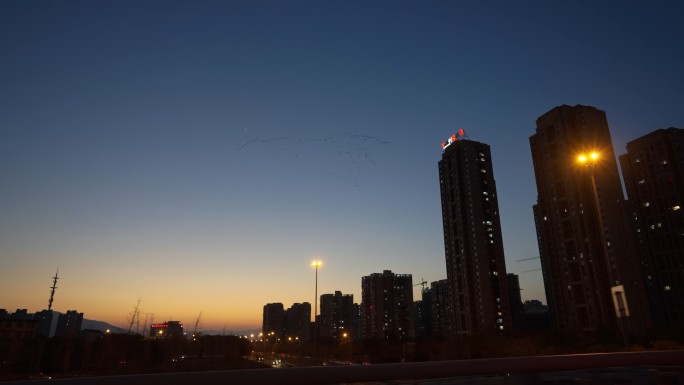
81, 318, 126, 334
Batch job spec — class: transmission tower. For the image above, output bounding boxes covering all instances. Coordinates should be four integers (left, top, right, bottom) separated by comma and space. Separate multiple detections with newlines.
47, 268, 59, 311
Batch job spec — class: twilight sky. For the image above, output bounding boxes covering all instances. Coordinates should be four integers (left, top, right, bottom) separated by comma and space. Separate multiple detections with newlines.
2, 0, 683, 332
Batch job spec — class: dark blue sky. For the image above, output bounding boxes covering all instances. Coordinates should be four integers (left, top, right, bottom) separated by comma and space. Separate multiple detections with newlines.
2, 0, 683, 329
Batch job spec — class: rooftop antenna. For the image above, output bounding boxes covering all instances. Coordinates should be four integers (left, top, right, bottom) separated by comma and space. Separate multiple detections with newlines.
47, 268, 59, 310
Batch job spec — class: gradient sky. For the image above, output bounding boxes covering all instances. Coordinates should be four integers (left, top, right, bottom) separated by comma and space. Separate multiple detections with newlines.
2, 0, 683, 332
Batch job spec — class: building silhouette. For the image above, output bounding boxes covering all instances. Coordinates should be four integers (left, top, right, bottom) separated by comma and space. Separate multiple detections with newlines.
414, 298, 428, 338
438, 134, 511, 337
150, 320, 184, 339
0, 309, 37, 340
619, 127, 684, 327
34, 309, 55, 337
530, 104, 651, 334
262, 303, 285, 341
361, 270, 414, 339
415, 279, 452, 338
507, 273, 525, 330
430, 279, 451, 337
285, 302, 311, 341
55, 310, 83, 337
319, 291, 354, 340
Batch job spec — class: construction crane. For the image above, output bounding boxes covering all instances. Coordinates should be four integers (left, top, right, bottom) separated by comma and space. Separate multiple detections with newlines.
141, 313, 154, 337
192, 311, 202, 339
413, 279, 428, 292
127, 298, 142, 335
516, 257, 540, 263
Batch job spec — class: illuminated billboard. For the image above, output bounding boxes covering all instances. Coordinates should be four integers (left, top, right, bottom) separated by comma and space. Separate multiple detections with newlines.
441, 129, 466, 150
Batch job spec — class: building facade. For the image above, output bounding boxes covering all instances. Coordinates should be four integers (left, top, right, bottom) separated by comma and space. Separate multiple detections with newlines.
262, 303, 285, 341
150, 321, 184, 339
319, 291, 354, 340
34, 309, 55, 337
361, 270, 414, 340
438, 134, 511, 337
55, 310, 83, 337
619, 127, 684, 327
530, 104, 651, 334
285, 302, 311, 341
0, 309, 37, 340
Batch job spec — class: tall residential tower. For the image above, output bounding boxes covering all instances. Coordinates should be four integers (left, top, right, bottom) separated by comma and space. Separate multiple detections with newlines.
361, 270, 414, 339
438, 132, 510, 337
530, 105, 651, 334
619, 128, 684, 327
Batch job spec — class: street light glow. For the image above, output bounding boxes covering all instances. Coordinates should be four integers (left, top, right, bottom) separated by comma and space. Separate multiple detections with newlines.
311, 260, 322, 267
577, 151, 600, 165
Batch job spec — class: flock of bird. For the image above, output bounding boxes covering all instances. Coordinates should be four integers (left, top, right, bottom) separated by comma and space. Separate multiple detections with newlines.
236, 133, 390, 189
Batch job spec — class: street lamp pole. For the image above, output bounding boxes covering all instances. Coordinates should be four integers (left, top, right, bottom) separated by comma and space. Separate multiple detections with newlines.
578, 152, 628, 347
311, 260, 322, 364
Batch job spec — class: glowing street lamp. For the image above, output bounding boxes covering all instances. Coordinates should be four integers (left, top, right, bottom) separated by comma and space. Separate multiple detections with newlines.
577, 151, 599, 165
576, 150, 607, 268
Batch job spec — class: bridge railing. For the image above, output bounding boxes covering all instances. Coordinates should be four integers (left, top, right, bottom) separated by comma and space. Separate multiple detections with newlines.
8, 350, 684, 385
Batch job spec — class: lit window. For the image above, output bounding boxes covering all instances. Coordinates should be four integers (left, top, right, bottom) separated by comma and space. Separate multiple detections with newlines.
673, 206, 681, 211
644, 202, 650, 207
665, 286, 671, 291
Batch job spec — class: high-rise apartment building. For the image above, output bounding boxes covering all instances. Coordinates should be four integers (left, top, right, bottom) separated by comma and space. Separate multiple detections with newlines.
530, 104, 651, 334
262, 303, 285, 340
55, 310, 83, 337
619, 128, 684, 327
285, 302, 311, 341
438, 134, 510, 337
319, 291, 354, 340
428, 279, 451, 337
414, 298, 429, 338
361, 270, 414, 339
34, 309, 55, 337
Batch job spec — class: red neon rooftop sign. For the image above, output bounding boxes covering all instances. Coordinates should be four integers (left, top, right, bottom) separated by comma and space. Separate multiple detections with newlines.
442, 129, 466, 150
